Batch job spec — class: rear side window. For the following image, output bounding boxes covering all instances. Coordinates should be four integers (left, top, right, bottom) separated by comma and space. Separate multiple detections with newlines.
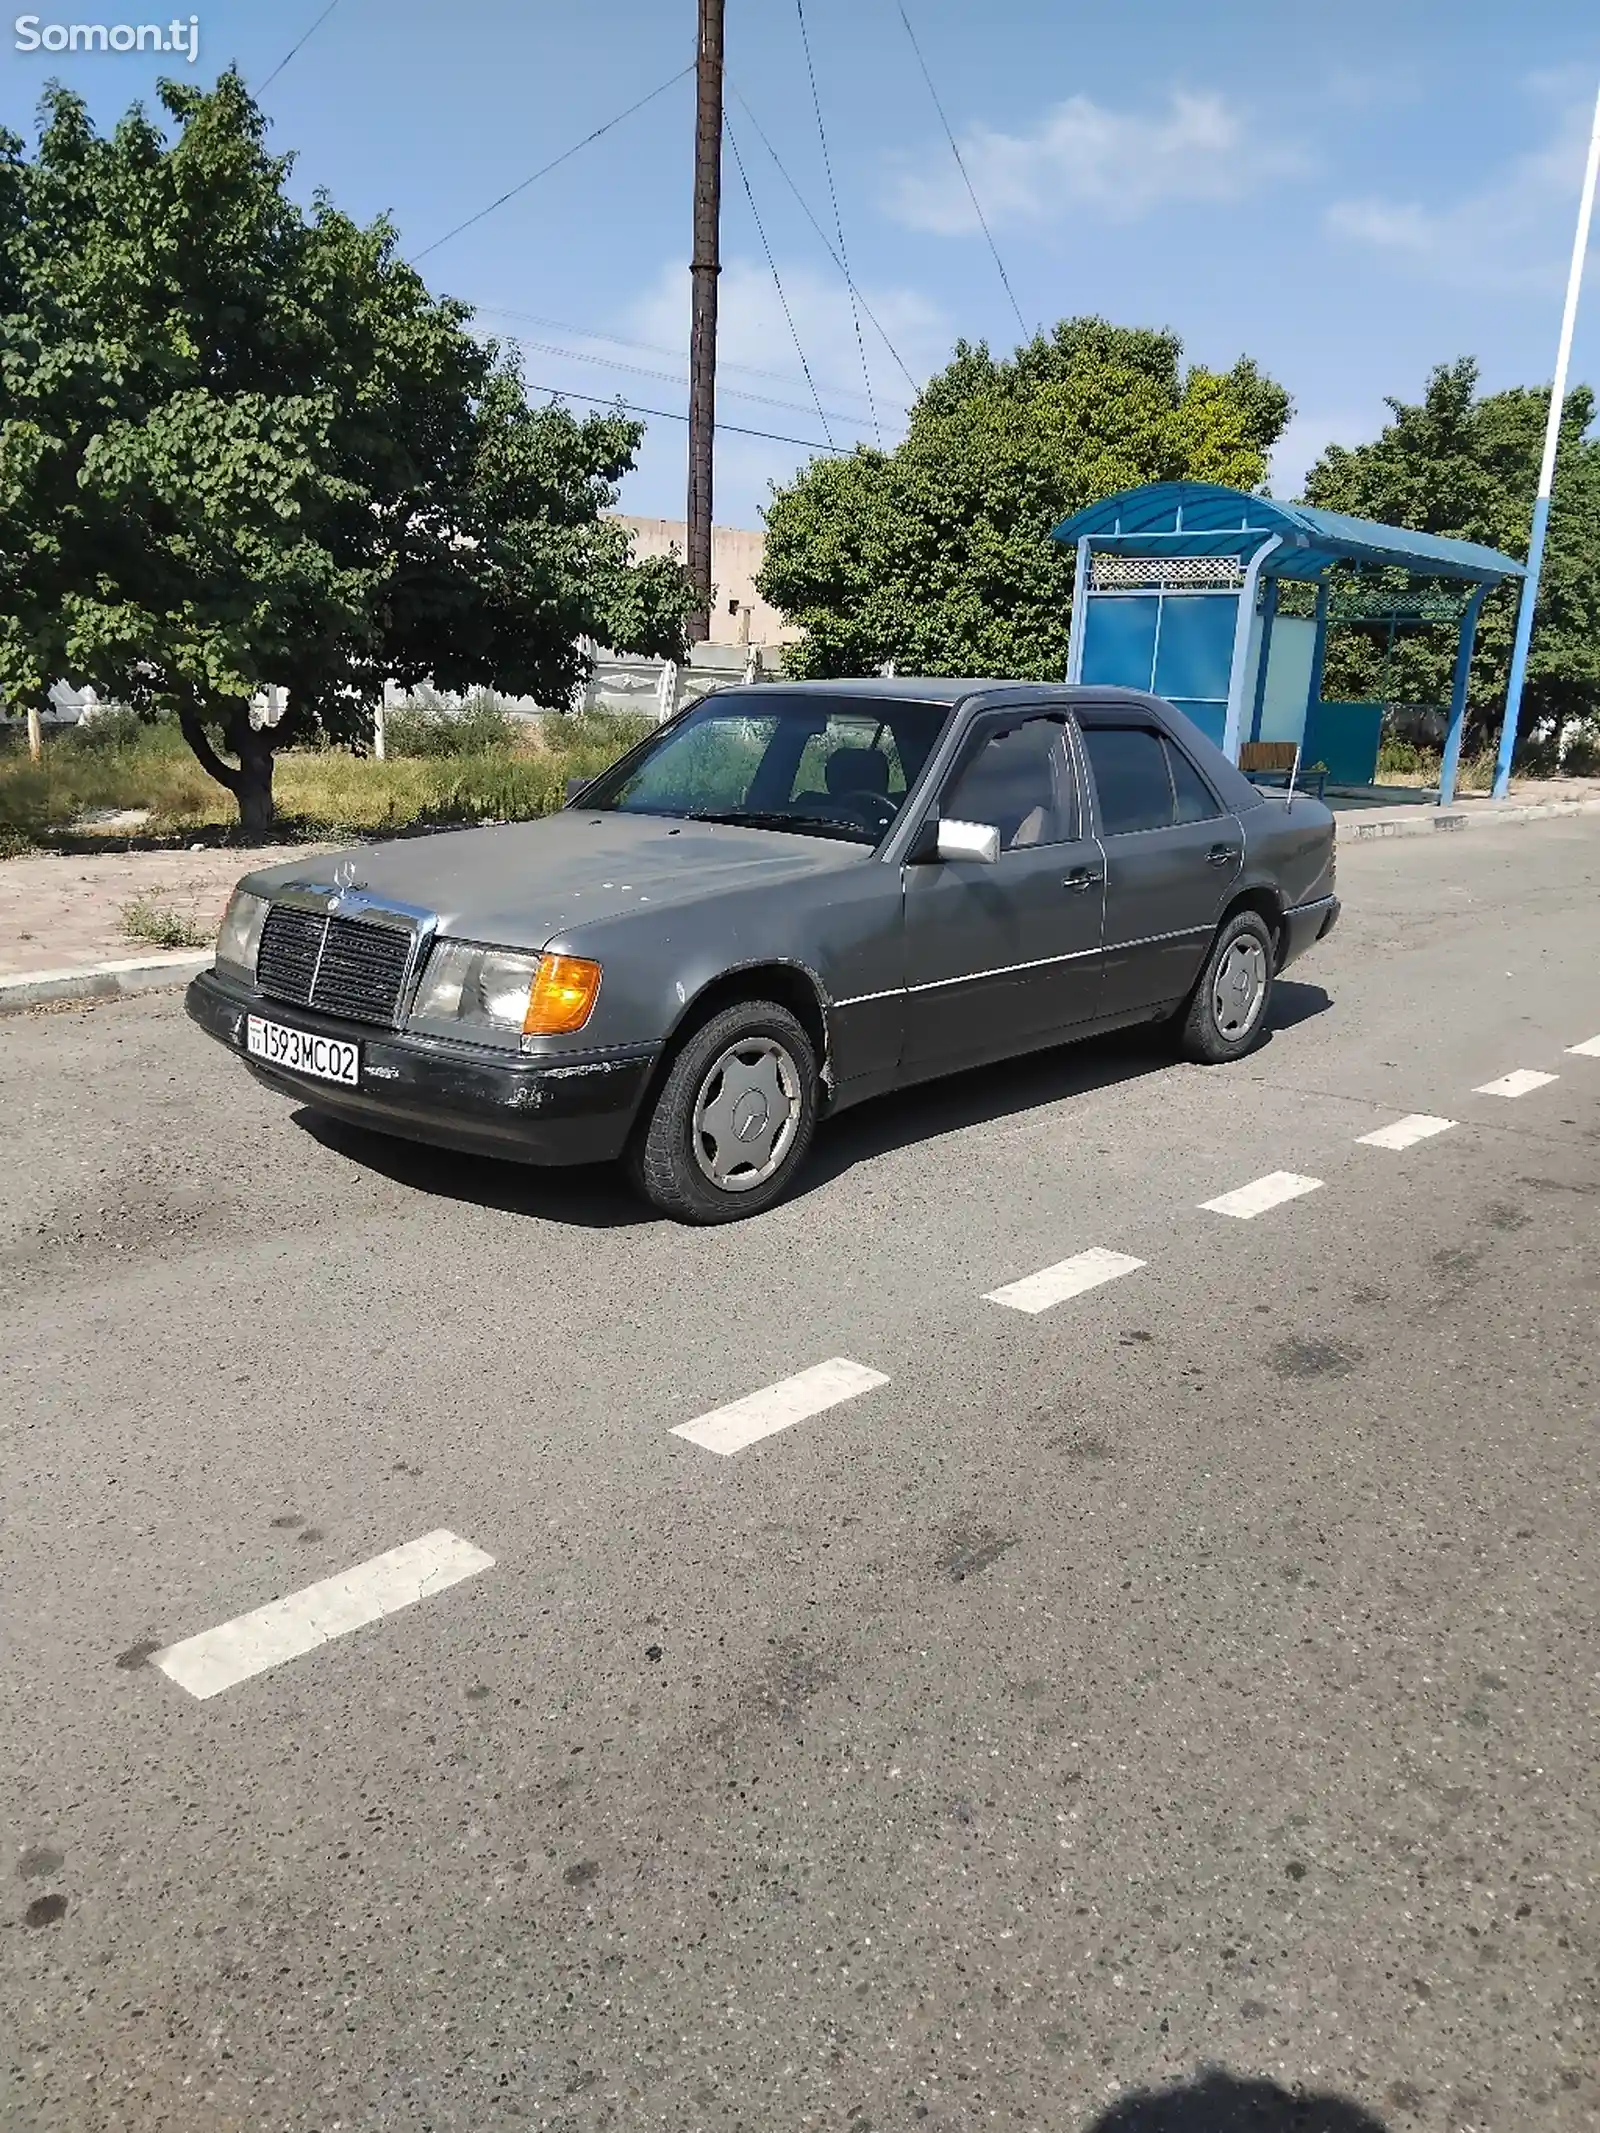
1165, 738, 1222, 824
1082, 726, 1173, 836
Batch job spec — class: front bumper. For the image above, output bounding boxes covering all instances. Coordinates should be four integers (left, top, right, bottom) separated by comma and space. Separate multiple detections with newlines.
186, 969, 659, 1166
1279, 893, 1340, 971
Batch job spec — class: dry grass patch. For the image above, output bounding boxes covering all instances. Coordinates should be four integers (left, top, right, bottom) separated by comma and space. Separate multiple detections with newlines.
0, 709, 652, 849
119, 894, 213, 949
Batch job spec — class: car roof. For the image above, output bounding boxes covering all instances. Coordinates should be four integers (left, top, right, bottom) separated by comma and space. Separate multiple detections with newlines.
746, 678, 1152, 708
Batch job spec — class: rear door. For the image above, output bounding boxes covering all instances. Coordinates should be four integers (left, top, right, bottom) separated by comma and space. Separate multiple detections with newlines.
1076, 714, 1241, 1019
901, 712, 1105, 1078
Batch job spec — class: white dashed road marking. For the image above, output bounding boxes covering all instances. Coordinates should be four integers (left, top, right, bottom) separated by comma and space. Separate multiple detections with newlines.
1566, 1035, 1600, 1058
984, 1246, 1145, 1315
150, 1531, 495, 1701
1201, 1172, 1324, 1220
671, 1357, 889, 1457
1474, 1069, 1558, 1098
1356, 1114, 1458, 1150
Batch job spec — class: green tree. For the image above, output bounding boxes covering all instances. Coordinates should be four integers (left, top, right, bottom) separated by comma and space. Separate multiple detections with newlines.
757, 317, 1291, 678
0, 110, 63, 747
0, 75, 692, 834
1303, 359, 1600, 760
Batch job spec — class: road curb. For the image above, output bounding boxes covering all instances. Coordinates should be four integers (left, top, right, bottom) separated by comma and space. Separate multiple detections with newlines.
1339, 796, 1600, 840
0, 950, 212, 1016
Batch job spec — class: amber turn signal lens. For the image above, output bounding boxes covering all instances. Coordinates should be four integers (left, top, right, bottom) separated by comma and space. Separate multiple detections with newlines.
522, 954, 602, 1035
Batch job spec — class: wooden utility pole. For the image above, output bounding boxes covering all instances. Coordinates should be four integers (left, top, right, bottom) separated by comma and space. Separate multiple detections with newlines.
686, 0, 724, 645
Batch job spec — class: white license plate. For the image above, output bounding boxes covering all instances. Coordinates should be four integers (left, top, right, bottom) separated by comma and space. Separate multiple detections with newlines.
246, 1015, 360, 1086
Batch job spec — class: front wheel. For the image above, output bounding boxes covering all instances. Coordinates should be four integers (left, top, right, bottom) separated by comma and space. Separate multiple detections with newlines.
1174, 908, 1276, 1064
627, 1000, 819, 1222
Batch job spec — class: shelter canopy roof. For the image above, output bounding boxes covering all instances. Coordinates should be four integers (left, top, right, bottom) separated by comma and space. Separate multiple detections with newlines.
1051, 481, 1524, 586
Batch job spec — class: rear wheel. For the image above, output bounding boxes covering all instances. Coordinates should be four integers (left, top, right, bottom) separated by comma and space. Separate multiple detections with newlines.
628, 999, 819, 1222
1175, 908, 1276, 1064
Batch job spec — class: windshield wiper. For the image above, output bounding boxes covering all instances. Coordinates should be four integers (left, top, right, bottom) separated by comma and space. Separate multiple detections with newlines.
689, 809, 874, 839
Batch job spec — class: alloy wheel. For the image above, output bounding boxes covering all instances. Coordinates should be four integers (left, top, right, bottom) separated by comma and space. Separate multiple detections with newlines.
691, 1037, 802, 1191
1212, 935, 1268, 1040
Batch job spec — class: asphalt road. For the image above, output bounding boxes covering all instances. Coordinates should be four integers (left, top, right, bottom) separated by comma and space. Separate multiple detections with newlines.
3, 821, 1598, 2133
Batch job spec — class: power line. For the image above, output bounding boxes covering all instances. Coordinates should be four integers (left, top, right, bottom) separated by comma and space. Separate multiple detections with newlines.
258, 0, 343, 91
523, 381, 850, 455
725, 112, 834, 449
491, 328, 897, 433
892, 0, 1028, 339
413, 65, 695, 262
728, 85, 920, 398
793, 0, 880, 444
510, 335, 882, 429
472, 300, 910, 415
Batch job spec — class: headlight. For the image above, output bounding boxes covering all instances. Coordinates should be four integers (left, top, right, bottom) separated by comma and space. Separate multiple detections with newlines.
409, 942, 601, 1045
216, 889, 268, 980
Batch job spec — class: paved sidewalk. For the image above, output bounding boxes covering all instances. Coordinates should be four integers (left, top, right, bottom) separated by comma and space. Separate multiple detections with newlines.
2, 782, 1598, 1009
1324, 772, 1600, 822
1334, 788, 1600, 839
0, 845, 333, 981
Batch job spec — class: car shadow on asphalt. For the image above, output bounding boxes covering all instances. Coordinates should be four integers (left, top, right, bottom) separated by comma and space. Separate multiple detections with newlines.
293, 980, 1332, 1229
1084, 2068, 1390, 2130
292, 1111, 649, 1227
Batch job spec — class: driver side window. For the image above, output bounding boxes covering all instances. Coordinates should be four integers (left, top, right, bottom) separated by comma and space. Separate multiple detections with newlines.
941, 717, 1076, 851
787, 715, 906, 809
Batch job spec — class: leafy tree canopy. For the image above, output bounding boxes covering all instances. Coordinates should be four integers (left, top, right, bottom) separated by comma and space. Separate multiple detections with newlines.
757, 317, 1291, 679
1303, 359, 1600, 759
0, 74, 692, 832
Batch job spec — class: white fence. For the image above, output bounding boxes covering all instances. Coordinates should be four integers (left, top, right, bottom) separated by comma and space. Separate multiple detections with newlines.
581, 641, 768, 721
7, 645, 777, 757
374, 642, 772, 753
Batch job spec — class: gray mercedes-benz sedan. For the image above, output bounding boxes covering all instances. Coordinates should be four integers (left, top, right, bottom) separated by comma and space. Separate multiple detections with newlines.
187, 679, 1338, 1221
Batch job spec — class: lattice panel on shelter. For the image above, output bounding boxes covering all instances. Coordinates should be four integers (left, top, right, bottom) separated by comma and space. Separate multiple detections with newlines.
1327, 585, 1472, 624
1089, 555, 1244, 592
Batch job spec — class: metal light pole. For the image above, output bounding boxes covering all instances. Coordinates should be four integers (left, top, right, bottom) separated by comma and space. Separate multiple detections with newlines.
1494, 79, 1600, 799
685, 0, 725, 646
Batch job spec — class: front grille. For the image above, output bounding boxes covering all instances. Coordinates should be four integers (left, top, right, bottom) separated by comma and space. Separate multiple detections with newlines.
313, 919, 414, 1024
256, 905, 323, 1003
256, 905, 415, 1027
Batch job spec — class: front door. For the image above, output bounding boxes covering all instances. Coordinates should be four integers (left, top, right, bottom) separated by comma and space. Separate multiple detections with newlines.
902, 713, 1106, 1078
1077, 718, 1242, 1018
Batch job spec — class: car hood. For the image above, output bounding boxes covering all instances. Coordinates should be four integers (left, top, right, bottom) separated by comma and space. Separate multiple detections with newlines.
240, 810, 867, 951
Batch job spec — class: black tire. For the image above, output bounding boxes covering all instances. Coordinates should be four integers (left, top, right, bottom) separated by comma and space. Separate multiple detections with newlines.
627, 999, 820, 1223
1175, 907, 1276, 1065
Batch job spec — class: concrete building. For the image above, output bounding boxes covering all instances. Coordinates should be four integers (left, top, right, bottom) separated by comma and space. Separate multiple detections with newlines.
609, 516, 798, 649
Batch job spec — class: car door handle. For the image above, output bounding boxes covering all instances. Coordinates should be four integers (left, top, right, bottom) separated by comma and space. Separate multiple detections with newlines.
1063, 865, 1104, 891
1206, 843, 1241, 866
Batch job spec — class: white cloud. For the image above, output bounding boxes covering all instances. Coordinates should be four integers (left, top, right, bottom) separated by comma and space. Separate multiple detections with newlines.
1268, 409, 1384, 500
887, 89, 1305, 233
480, 258, 951, 527
1317, 62, 1423, 114
627, 257, 949, 441
615, 258, 953, 527
1325, 80, 1598, 291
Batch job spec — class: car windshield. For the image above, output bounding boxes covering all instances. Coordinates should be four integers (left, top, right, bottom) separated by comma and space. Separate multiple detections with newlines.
575, 690, 952, 845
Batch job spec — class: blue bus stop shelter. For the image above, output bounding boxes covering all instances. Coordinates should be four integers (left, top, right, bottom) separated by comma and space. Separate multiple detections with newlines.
1051, 482, 1525, 803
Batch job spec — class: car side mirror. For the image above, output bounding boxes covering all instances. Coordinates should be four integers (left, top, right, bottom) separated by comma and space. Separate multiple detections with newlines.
565, 777, 589, 804
935, 817, 1000, 865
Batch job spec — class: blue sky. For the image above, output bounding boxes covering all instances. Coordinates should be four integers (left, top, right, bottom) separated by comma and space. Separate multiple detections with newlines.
5, 0, 1599, 533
